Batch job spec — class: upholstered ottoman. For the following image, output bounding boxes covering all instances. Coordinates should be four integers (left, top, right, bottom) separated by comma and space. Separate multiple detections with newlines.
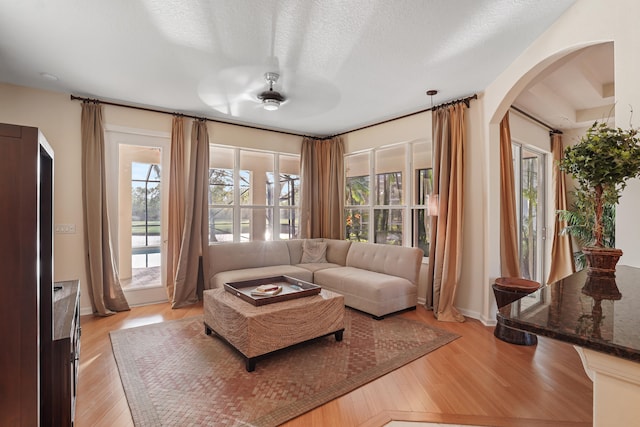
203, 287, 345, 371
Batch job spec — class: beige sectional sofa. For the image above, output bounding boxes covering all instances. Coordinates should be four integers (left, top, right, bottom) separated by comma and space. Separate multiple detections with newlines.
206, 238, 423, 319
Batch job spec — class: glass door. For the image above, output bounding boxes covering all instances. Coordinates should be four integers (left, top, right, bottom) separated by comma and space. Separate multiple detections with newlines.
127, 159, 162, 288
118, 145, 164, 291
513, 144, 546, 283
106, 127, 170, 306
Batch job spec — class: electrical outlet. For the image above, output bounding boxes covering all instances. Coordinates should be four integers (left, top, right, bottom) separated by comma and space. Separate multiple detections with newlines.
55, 224, 76, 234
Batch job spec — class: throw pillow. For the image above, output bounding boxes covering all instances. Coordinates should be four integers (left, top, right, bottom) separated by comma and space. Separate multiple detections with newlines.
301, 240, 328, 263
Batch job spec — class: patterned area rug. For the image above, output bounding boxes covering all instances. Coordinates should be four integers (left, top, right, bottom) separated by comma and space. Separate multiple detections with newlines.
110, 308, 459, 427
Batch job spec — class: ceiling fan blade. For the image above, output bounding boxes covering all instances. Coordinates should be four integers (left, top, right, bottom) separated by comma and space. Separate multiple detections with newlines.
198, 65, 271, 114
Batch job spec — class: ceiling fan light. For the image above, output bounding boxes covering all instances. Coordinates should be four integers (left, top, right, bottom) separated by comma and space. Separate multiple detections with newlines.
263, 98, 280, 111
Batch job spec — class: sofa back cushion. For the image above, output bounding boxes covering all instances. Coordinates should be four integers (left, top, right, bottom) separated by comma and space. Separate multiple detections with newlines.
324, 239, 351, 265
345, 241, 422, 284
285, 239, 304, 264
208, 241, 291, 279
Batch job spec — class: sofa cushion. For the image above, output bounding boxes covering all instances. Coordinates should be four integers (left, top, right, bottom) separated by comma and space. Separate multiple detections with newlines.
346, 241, 422, 284
301, 240, 328, 263
210, 265, 313, 289
314, 266, 417, 317
285, 239, 305, 264
208, 241, 291, 279
324, 239, 351, 265
295, 262, 342, 274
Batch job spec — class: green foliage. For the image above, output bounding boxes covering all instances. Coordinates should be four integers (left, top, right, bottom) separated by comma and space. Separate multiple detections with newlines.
557, 189, 616, 269
346, 175, 369, 206
559, 121, 640, 198
558, 121, 640, 247
131, 184, 160, 221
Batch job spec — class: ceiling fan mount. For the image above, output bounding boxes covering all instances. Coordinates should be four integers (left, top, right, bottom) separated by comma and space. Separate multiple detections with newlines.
257, 72, 286, 110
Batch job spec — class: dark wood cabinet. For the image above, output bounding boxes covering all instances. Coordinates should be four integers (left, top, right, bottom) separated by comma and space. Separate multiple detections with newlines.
50, 280, 81, 427
0, 123, 54, 426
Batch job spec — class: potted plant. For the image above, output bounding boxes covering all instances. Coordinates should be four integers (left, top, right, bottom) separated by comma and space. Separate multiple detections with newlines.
557, 188, 616, 270
559, 121, 640, 275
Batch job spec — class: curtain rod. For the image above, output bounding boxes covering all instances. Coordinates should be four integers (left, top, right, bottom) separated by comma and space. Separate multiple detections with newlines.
510, 105, 562, 135
327, 93, 478, 139
69, 94, 327, 140
70, 93, 478, 141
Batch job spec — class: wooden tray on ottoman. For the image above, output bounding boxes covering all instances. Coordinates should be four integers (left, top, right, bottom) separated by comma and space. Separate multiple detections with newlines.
224, 275, 321, 306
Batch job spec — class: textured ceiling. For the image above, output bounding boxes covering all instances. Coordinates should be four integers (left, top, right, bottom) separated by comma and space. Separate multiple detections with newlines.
0, 0, 576, 136
514, 42, 615, 130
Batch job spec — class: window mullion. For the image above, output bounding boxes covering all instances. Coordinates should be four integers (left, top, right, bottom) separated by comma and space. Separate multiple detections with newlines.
368, 149, 375, 243
273, 154, 280, 240
405, 143, 412, 247
233, 149, 241, 242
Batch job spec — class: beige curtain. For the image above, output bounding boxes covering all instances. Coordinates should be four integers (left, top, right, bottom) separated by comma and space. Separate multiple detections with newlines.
499, 112, 521, 278
427, 103, 466, 323
547, 133, 575, 283
166, 116, 186, 300
172, 119, 210, 308
81, 101, 130, 316
300, 136, 345, 239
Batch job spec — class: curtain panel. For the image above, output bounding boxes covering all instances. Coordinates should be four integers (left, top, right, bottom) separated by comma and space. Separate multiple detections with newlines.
166, 115, 186, 300
300, 136, 345, 239
172, 119, 210, 308
80, 101, 130, 316
427, 103, 466, 323
499, 112, 522, 278
547, 133, 575, 283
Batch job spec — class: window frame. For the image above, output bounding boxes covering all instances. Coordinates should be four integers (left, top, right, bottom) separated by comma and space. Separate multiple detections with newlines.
208, 145, 300, 243
344, 141, 430, 256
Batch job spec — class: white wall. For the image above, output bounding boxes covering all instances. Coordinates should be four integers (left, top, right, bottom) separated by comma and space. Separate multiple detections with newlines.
612, 0, 640, 266
0, 84, 91, 309
345, 111, 431, 152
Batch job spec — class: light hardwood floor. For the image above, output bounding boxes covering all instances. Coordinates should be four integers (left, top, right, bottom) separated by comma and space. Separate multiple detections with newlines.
75, 302, 593, 427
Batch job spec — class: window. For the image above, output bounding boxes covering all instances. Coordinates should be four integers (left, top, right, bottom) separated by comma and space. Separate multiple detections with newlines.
209, 147, 235, 242
345, 141, 430, 255
414, 167, 432, 255
209, 146, 300, 243
278, 155, 301, 239
412, 142, 431, 255
374, 171, 403, 245
131, 162, 161, 268
345, 153, 371, 242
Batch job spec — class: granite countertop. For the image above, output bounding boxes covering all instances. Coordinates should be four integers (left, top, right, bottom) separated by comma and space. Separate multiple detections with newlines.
499, 265, 640, 363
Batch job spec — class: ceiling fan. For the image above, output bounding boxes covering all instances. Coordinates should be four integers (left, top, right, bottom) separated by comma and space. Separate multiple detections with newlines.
198, 64, 340, 119
257, 72, 286, 111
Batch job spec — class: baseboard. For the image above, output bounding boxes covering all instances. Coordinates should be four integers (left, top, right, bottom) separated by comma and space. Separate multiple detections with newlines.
456, 307, 487, 324
417, 301, 495, 326
123, 285, 169, 307
479, 314, 497, 326
79, 287, 169, 316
